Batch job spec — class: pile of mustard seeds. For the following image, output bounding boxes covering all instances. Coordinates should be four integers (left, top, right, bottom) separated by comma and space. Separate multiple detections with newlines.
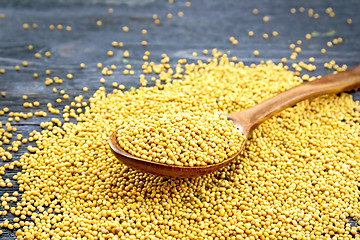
10, 55, 360, 239
116, 112, 245, 166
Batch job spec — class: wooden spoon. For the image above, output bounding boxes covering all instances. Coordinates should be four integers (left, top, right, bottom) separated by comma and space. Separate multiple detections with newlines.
109, 64, 360, 178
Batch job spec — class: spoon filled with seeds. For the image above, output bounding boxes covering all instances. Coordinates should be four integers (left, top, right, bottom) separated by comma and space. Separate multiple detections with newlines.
109, 64, 360, 178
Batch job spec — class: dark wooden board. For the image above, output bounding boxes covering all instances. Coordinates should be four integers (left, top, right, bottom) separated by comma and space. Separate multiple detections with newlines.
0, 0, 359, 238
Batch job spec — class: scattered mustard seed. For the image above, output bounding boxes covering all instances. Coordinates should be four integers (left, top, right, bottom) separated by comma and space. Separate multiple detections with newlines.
263, 16, 270, 22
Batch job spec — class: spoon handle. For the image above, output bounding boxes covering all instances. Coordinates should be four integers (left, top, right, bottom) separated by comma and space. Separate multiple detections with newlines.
229, 64, 360, 135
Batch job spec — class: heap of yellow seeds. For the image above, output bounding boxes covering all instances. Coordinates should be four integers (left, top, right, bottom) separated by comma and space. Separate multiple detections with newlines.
116, 112, 245, 166
5, 53, 358, 239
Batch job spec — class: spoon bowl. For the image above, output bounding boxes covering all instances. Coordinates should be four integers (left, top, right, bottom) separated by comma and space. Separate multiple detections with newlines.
109, 126, 247, 178
109, 64, 360, 178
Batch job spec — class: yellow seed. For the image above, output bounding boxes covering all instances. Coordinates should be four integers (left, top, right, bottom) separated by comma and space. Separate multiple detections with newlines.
80, 63, 85, 69
308, 8, 314, 17
347, 18, 352, 24
263, 16, 270, 22
123, 50, 130, 58
57, 24, 63, 30
272, 31, 278, 37
22, 61, 28, 67
178, 11, 184, 17
22, 23, 29, 30
263, 33, 269, 39
28, 45, 34, 50
34, 53, 41, 59
67, 74, 73, 79
305, 34, 312, 40
252, 8, 258, 15
185, 1, 191, 7
299, 7, 305, 12
49, 24, 55, 30
253, 50, 259, 56
97, 63, 102, 69
296, 40, 302, 45
122, 26, 129, 32
290, 8, 296, 14
107, 51, 114, 57
325, 7, 333, 14
45, 51, 51, 58
167, 13, 173, 19
66, 26, 72, 31
248, 31, 254, 37
141, 29, 147, 35
141, 41, 148, 46
96, 20, 102, 26
155, 19, 160, 25
108, 8, 114, 14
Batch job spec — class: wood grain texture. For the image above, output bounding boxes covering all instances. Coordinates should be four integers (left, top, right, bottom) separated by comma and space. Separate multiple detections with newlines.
0, 0, 360, 238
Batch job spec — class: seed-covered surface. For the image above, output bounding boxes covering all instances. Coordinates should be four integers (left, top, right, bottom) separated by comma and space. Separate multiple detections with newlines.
12, 56, 360, 239
116, 112, 245, 166
1, 0, 360, 239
